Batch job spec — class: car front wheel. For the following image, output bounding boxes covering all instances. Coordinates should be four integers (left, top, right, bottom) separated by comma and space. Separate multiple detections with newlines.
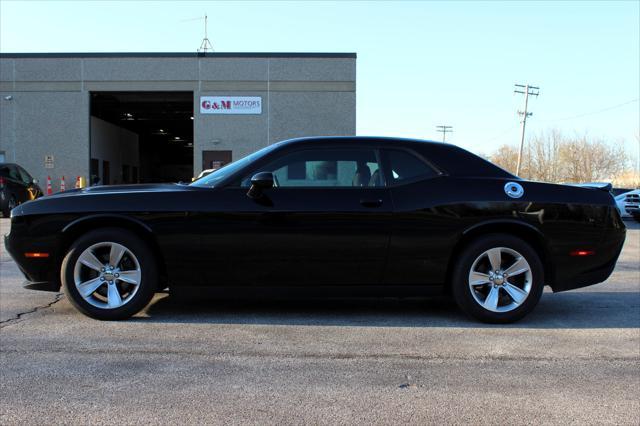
61, 228, 157, 320
452, 234, 544, 323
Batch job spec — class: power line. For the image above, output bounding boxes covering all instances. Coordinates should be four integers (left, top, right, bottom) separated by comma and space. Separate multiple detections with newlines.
436, 125, 453, 143
514, 83, 540, 176
481, 98, 637, 148
543, 98, 639, 122
483, 124, 520, 145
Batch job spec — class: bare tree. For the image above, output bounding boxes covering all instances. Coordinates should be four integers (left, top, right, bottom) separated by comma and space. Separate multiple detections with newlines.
489, 145, 519, 174
558, 135, 628, 182
489, 130, 631, 183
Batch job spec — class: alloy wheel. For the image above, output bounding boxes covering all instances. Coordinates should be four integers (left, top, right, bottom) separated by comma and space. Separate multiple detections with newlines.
73, 242, 142, 309
467, 247, 532, 313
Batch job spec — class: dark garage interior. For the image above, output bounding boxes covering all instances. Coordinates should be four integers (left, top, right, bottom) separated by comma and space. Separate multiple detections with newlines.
90, 91, 194, 184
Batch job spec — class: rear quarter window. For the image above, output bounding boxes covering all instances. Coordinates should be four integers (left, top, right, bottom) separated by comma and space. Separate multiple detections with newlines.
414, 144, 515, 178
384, 149, 439, 185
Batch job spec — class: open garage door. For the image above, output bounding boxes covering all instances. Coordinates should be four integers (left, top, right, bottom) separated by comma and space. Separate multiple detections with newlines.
90, 91, 194, 184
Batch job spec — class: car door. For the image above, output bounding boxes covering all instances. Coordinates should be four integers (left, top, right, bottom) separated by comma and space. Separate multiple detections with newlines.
382, 148, 454, 286
197, 146, 393, 287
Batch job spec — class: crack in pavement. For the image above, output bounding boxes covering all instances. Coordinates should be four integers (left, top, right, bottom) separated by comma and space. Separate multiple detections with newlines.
0, 293, 64, 328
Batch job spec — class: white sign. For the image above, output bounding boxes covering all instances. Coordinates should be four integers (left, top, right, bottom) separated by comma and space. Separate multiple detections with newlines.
44, 155, 54, 169
200, 96, 262, 115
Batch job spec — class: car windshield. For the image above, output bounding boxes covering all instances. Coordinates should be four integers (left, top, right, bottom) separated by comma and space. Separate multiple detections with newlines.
190, 143, 280, 188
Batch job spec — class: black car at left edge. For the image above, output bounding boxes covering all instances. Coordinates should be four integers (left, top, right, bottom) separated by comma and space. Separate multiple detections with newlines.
4, 137, 626, 323
1, 163, 43, 217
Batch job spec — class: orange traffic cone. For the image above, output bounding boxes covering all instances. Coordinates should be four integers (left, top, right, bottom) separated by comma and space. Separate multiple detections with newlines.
75, 176, 81, 189
46, 176, 52, 195
60, 176, 66, 192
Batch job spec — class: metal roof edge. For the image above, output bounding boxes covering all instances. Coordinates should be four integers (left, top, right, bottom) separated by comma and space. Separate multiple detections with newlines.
0, 52, 357, 59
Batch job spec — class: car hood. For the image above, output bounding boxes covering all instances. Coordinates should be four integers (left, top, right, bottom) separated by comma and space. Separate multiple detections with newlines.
12, 183, 199, 217
46, 183, 191, 197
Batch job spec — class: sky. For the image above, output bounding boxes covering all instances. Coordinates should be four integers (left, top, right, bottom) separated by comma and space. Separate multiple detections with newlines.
1, 0, 638, 159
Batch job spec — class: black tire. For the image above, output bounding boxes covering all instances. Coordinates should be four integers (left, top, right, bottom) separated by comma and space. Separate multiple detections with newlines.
2, 196, 16, 218
451, 234, 544, 324
61, 228, 158, 320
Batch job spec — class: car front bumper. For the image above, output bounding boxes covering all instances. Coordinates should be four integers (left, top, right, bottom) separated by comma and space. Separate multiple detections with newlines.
4, 223, 61, 293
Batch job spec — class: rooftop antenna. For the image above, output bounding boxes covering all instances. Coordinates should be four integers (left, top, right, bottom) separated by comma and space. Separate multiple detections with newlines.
198, 14, 214, 53
183, 14, 214, 52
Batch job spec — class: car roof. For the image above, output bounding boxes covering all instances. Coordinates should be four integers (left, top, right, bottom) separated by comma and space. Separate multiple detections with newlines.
275, 136, 443, 148
267, 136, 515, 179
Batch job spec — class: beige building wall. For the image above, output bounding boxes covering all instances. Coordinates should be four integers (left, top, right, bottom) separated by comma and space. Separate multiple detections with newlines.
0, 53, 356, 184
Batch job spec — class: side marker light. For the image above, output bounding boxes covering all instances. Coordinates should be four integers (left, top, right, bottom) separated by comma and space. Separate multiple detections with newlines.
24, 252, 50, 258
569, 250, 595, 257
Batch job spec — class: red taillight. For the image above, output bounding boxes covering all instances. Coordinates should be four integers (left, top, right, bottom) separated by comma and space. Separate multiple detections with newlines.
570, 250, 595, 257
24, 252, 50, 258
0, 177, 5, 188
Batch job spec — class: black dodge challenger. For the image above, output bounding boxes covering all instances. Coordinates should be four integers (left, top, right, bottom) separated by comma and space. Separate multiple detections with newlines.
4, 137, 626, 322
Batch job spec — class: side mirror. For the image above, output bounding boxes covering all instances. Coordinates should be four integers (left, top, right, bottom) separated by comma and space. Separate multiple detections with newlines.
247, 172, 274, 199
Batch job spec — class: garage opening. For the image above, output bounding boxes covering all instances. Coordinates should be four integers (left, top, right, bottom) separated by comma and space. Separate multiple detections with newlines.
90, 92, 194, 184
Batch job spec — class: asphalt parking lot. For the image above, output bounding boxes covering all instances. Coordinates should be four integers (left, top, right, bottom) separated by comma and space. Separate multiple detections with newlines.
1, 218, 639, 425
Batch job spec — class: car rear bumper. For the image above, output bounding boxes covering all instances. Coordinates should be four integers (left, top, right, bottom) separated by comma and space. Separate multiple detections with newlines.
550, 226, 626, 292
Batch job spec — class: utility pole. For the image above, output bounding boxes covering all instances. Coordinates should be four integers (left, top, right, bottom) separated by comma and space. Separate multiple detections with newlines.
514, 84, 539, 175
436, 125, 453, 143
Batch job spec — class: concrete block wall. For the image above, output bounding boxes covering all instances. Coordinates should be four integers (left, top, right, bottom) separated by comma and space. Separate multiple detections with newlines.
0, 83, 89, 190
0, 53, 356, 184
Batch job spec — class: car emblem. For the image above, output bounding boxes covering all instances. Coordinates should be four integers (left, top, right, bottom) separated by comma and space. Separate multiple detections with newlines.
504, 182, 524, 198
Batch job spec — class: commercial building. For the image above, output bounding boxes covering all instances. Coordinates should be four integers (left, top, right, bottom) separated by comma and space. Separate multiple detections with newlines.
0, 52, 356, 186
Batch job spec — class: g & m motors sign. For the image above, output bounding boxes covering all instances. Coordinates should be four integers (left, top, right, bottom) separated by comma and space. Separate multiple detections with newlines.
200, 96, 262, 115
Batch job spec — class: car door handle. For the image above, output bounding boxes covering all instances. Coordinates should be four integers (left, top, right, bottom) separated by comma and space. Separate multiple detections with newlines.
360, 198, 383, 208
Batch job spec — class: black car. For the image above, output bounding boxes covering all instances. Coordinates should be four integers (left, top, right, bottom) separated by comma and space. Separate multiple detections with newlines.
0, 163, 43, 218
4, 137, 626, 323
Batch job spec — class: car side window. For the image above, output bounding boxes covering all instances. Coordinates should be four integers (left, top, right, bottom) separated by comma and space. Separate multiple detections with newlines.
7, 165, 20, 182
384, 149, 438, 185
240, 148, 383, 188
17, 167, 32, 185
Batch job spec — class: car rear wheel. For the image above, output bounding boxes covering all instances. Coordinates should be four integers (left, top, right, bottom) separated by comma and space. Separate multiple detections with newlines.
452, 234, 544, 323
61, 228, 157, 320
